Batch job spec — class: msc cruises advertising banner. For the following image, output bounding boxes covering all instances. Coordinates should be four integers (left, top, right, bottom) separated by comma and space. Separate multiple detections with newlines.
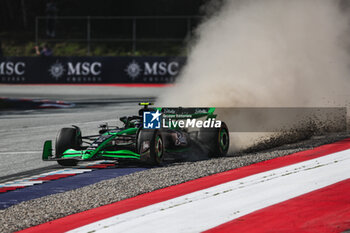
0, 57, 186, 84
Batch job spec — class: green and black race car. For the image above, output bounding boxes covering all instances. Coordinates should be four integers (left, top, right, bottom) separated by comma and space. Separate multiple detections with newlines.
42, 103, 229, 166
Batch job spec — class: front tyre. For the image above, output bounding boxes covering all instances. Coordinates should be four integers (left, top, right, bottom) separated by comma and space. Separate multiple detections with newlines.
55, 127, 81, 166
57, 159, 77, 166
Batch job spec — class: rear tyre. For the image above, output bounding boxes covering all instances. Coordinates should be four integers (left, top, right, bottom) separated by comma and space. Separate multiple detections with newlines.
151, 131, 164, 165
137, 130, 164, 166
198, 122, 229, 158
55, 127, 81, 166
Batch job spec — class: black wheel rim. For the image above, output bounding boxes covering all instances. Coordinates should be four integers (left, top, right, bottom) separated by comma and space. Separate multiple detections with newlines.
155, 136, 163, 162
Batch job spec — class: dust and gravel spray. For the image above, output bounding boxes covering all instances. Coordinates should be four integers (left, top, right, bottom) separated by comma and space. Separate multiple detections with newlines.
157, 0, 350, 152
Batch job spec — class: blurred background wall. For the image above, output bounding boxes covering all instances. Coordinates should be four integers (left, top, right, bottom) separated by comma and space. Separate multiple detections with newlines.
0, 0, 215, 56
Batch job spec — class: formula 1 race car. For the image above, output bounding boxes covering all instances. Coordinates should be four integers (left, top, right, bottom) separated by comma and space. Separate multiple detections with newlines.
42, 103, 229, 166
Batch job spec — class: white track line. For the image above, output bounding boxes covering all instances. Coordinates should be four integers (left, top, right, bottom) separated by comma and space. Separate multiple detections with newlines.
0, 161, 106, 188
69, 149, 350, 233
0, 151, 40, 155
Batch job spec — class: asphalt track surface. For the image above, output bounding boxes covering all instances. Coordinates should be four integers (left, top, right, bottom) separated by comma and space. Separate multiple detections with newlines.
0, 85, 167, 179
0, 85, 350, 232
